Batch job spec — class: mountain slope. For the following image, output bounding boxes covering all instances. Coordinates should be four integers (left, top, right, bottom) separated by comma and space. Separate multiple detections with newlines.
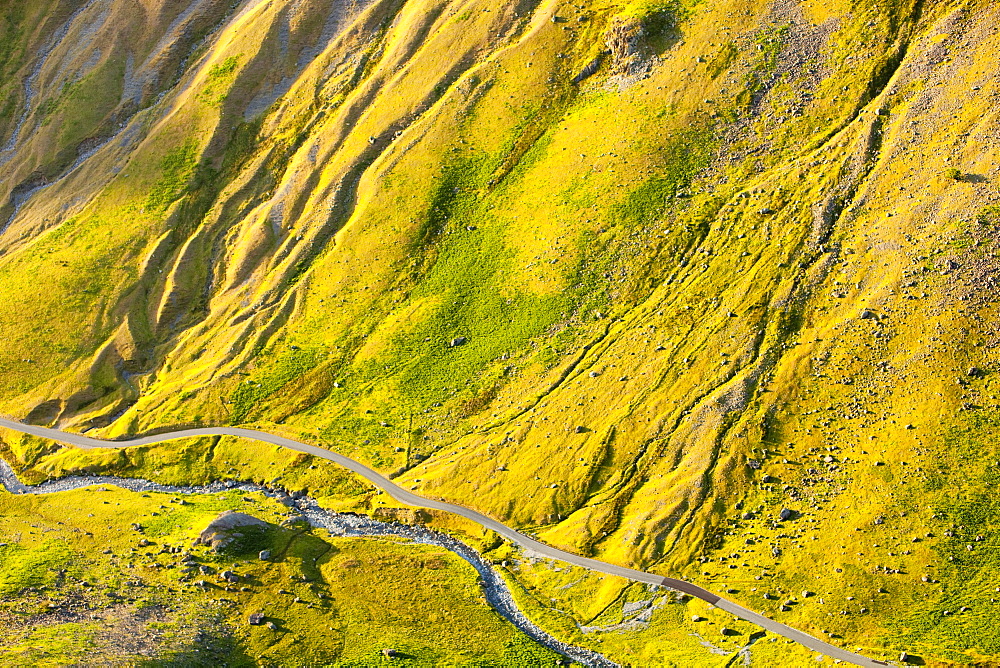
2, 0, 1000, 664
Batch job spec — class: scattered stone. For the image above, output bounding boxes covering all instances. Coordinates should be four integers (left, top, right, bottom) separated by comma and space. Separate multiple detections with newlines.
448, 336, 467, 348
759, 208, 776, 215
221, 570, 240, 583
575, 425, 589, 434
382, 648, 400, 658
266, 621, 277, 630
778, 508, 795, 521
692, 615, 705, 622
259, 549, 272, 561
249, 612, 265, 626
859, 309, 878, 320
742, 511, 755, 520
138, 538, 151, 547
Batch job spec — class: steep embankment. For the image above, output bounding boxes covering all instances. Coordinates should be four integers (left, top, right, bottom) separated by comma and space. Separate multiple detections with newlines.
2, 0, 999, 664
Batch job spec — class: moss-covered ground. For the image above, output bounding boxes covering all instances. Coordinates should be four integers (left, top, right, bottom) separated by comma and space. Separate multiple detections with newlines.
0, 483, 568, 666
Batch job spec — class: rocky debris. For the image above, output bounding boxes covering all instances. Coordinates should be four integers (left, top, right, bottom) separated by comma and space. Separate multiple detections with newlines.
574, 425, 589, 434
691, 615, 705, 622
968, 366, 983, 378
382, 648, 399, 658
138, 538, 151, 547
759, 207, 776, 215
606, 19, 646, 76
778, 508, 796, 521
130, 523, 142, 531
248, 612, 265, 625
220, 570, 240, 583
448, 336, 467, 348
195, 511, 266, 550
200, 565, 215, 575
266, 621, 277, 630
259, 549, 272, 561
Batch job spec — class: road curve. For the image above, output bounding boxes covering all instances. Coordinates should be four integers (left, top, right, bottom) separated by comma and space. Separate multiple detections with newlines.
0, 417, 889, 667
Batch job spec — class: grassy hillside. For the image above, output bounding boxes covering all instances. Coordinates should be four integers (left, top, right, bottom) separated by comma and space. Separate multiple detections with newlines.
2, 0, 1000, 664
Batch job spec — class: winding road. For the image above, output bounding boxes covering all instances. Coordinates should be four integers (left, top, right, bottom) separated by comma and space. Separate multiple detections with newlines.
0, 417, 889, 667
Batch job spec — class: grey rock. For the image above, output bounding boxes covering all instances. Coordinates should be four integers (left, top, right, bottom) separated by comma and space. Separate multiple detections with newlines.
448, 336, 467, 348
195, 511, 266, 550
259, 549, 272, 561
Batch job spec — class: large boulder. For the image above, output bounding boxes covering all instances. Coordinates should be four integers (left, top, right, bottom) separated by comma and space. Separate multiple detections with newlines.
195, 511, 267, 550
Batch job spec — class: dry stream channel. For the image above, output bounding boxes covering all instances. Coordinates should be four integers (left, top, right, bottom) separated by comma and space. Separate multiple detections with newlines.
0, 457, 615, 667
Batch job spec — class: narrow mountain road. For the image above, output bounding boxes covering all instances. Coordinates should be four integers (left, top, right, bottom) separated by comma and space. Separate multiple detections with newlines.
0, 417, 889, 667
